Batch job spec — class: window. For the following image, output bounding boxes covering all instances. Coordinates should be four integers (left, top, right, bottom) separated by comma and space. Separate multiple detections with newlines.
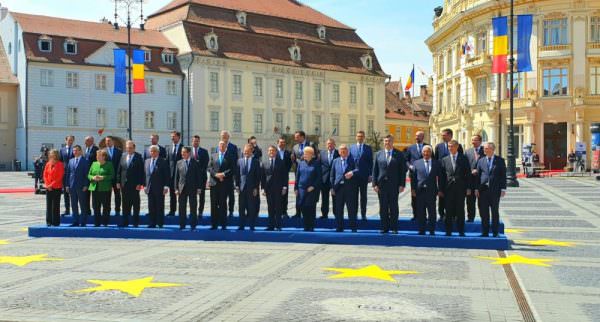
477, 30, 487, 54
64, 40, 77, 55
118, 109, 128, 128
314, 115, 321, 135
162, 52, 174, 64
591, 66, 600, 95
476, 77, 488, 104
349, 118, 357, 136
144, 111, 155, 129
275, 112, 284, 131
332, 84, 340, 102
145, 78, 154, 94
543, 68, 568, 96
41, 106, 53, 125
367, 87, 374, 105
233, 112, 242, 133
505, 72, 525, 99
95, 74, 107, 91
295, 80, 303, 100
167, 112, 177, 130
438, 55, 445, 75
210, 72, 219, 93
367, 119, 374, 136
295, 113, 303, 130
66, 72, 79, 88
236, 11, 247, 26
67, 107, 79, 126
254, 113, 263, 133
592, 17, 600, 43
331, 116, 340, 135
317, 25, 326, 40
232, 74, 242, 96
167, 80, 177, 96
437, 92, 444, 114
96, 108, 106, 127
40, 70, 53, 87
446, 50, 453, 73
254, 77, 263, 97
446, 88, 452, 112
543, 18, 568, 46
455, 84, 461, 107
350, 85, 357, 104
275, 79, 284, 98
314, 82, 322, 101
38, 38, 52, 52
210, 111, 219, 132
144, 50, 152, 62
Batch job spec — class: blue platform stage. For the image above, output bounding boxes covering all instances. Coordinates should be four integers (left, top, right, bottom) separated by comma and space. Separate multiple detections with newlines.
28, 214, 509, 250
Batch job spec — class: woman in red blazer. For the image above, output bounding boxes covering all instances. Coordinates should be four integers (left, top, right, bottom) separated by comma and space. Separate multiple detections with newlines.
43, 149, 64, 226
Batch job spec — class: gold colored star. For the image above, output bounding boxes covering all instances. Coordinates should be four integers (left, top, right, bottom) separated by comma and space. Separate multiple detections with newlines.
516, 239, 577, 247
0, 254, 63, 267
505, 228, 527, 234
476, 254, 554, 267
73, 276, 184, 297
0, 240, 9, 245
323, 264, 419, 282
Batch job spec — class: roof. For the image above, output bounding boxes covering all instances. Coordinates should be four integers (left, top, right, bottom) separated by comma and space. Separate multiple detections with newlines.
385, 88, 429, 122
150, 0, 353, 30
0, 37, 18, 84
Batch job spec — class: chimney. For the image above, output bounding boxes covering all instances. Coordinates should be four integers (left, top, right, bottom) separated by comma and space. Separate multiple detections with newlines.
0, 4, 8, 22
420, 85, 428, 102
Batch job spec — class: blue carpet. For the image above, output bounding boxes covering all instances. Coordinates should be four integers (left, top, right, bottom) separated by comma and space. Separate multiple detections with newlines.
28, 225, 510, 250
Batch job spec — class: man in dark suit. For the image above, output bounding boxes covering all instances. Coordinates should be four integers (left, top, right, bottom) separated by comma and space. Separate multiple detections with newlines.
405, 130, 429, 221
291, 130, 319, 218
167, 131, 183, 216
277, 137, 293, 217
330, 144, 359, 232
209, 140, 235, 230
191, 135, 210, 218
248, 136, 263, 160
439, 140, 472, 236
175, 146, 202, 230
143, 134, 167, 160
349, 130, 373, 221
434, 128, 463, 223
83, 136, 99, 163
411, 145, 443, 235
262, 145, 288, 231
372, 135, 407, 234
236, 144, 261, 230
465, 134, 485, 222
105, 136, 123, 217
144, 145, 170, 228
116, 140, 145, 227
59, 135, 75, 216
65, 145, 90, 227
319, 138, 339, 219
220, 130, 239, 218
474, 142, 507, 237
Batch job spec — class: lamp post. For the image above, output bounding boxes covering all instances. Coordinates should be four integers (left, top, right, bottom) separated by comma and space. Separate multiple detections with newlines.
113, 0, 145, 140
506, 0, 520, 187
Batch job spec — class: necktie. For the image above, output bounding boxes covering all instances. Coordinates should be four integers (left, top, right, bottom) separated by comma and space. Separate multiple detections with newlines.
85, 147, 89, 157
488, 157, 493, 171
194, 148, 197, 160
127, 154, 132, 167
329, 151, 332, 164
270, 158, 274, 171
300, 143, 304, 153
475, 147, 480, 160
219, 153, 223, 165
109, 148, 113, 160
279, 150, 283, 160
151, 159, 156, 173
75, 157, 80, 168
445, 144, 448, 155
425, 160, 430, 175
186, 159, 189, 171
342, 158, 346, 171
452, 155, 456, 171
67, 147, 71, 158
173, 144, 177, 155
417, 144, 422, 156
387, 150, 392, 164
359, 144, 363, 155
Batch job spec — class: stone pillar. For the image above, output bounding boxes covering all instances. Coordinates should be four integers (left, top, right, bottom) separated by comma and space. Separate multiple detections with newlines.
575, 108, 584, 144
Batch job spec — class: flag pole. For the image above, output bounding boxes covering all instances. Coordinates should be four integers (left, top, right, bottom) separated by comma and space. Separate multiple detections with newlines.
412, 64, 415, 99
507, 0, 519, 187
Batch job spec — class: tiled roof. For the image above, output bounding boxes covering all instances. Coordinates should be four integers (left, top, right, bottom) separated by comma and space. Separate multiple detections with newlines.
385, 89, 429, 122
0, 37, 18, 84
150, 0, 352, 30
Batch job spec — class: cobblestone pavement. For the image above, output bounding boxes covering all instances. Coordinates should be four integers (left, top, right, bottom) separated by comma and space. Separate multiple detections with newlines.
0, 172, 599, 321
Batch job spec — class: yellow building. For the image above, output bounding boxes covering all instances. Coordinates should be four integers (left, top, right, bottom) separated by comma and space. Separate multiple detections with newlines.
385, 81, 431, 150
0, 35, 18, 169
426, 0, 600, 170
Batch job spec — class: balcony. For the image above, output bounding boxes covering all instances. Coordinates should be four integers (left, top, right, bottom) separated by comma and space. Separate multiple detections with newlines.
463, 54, 492, 76
500, 98, 533, 110
539, 44, 571, 59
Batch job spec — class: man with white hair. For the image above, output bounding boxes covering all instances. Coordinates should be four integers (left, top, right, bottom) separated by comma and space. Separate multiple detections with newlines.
411, 144, 443, 235
474, 142, 506, 237
144, 145, 170, 228
220, 130, 239, 218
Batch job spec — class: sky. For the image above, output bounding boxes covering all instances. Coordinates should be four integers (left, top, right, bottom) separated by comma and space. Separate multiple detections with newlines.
2, 0, 443, 87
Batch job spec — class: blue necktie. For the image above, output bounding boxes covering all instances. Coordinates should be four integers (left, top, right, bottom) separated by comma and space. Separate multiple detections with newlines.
425, 160, 430, 176
219, 153, 223, 165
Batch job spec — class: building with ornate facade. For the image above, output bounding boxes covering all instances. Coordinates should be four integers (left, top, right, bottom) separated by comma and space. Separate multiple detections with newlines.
426, 0, 600, 170
0, 24, 18, 169
147, 0, 388, 149
385, 81, 431, 150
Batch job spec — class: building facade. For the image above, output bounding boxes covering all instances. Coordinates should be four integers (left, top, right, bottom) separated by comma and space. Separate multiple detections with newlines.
426, 0, 600, 170
0, 10, 183, 170
147, 0, 388, 149
0, 29, 18, 169
385, 81, 431, 150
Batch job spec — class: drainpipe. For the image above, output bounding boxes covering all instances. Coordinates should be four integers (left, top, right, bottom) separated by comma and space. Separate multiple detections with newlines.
186, 52, 195, 144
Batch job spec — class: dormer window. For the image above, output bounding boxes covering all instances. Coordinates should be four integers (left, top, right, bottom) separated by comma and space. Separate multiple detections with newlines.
317, 25, 327, 40
64, 39, 78, 55
204, 30, 219, 52
361, 54, 373, 70
144, 50, 152, 62
289, 43, 301, 62
162, 51, 175, 64
38, 36, 52, 52
236, 11, 247, 26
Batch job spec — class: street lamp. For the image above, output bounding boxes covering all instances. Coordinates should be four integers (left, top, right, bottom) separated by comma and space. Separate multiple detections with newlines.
113, 0, 145, 140
506, 0, 519, 187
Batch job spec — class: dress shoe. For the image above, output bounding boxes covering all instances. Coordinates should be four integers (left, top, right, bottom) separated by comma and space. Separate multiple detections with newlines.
319, 215, 328, 219
308, 228, 314, 232
361, 215, 367, 221
221, 227, 227, 230
237, 227, 245, 231
418, 231, 425, 235
480, 234, 489, 237
133, 224, 138, 228
80, 223, 86, 227
94, 224, 100, 227
459, 233, 466, 237
429, 231, 435, 236
466, 219, 474, 223
148, 225, 156, 228
209, 226, 217, 230
250, 227, 255, 231
276, 227, 282, 231
61, 212, 70, 217
228, 213, 234, 218
69, 223, 79, 227
493, 233, 499, 237
352, 229, 358, 233
265, 227, 275, 231
410, 217, 416, 221
303, 228, 310, 232
445, 232, 452, 236
191, 227, 196, 232
167, 212, 175, 217
380, 230, 388, 234
336, 228, 344, 232
115, 212, 121, 217
102, 224, 108, 227
158, 225, 163, 228
292, 214, 301, 219
118, 224, 128, 228
392, 230, 398, 234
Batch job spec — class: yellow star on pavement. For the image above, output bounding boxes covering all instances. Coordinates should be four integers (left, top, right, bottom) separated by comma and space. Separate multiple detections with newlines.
476, 254, 554, 267
505, 228, 526, 234
0, 254, 63, 267
516, 239, 577, 247
73, 276, 184, 297
0, 240, 9, 245
323, 265, 419, 282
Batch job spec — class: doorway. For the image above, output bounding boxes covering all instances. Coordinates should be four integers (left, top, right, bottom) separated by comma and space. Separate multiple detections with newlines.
543, 122, 567, 170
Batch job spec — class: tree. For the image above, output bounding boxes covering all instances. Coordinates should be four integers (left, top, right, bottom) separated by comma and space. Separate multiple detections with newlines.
367, 130, 382, 152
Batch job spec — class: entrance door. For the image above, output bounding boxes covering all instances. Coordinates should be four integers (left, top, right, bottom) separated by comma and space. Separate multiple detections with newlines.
543, 122, 567, 170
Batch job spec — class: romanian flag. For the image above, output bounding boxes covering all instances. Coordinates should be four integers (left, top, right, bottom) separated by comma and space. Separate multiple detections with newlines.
492, 16, 508, 74
132, 49, 146, 94
405, 67, 414, 91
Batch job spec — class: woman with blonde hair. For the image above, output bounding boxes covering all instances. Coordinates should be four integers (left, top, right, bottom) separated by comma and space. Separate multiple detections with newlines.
88, 149, 114, 227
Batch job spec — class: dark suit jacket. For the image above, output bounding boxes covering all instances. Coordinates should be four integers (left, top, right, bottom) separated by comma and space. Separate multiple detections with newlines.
191, 146, 209, 189
372, 149, 407, 190
349, 143, 373, 180
66, 157, 90, 190
434, 142, 464, 160
208, 152, 234, 187
439, 154, 472, 195
411, 158, 442, 194
252, 146, 263, 160
330, 157, 357, 191
475, 155, 507, 196
117, 152, 145, 189
320, 149, 339, 186
262, 157, 287, 193
144, 157, 170, 194
236, 157, 261, 192
106, 147, 122, 184
216, 142, 239, 164
405, 142, 430, 166
295, 159, 321, 191
167, 143, 183, 178
60, 146, 74, 165
175, 158, 202, 193
143, 145, 167, 160
83, 145, 99, 163
292, 141, 319, 162
465, 146, 485, 169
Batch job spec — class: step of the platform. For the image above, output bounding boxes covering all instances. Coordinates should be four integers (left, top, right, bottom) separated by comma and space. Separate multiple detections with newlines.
28, 225, 510, 250
58, 213, 504, 234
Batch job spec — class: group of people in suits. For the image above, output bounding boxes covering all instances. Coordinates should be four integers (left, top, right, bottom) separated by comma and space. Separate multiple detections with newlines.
42, 127, 506, 237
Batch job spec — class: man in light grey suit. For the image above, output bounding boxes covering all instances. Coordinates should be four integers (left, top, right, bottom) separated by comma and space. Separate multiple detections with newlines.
175, 146, 202, 231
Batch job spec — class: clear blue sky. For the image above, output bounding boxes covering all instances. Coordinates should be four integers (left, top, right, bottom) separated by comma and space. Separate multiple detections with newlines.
2, 0, 442, 87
